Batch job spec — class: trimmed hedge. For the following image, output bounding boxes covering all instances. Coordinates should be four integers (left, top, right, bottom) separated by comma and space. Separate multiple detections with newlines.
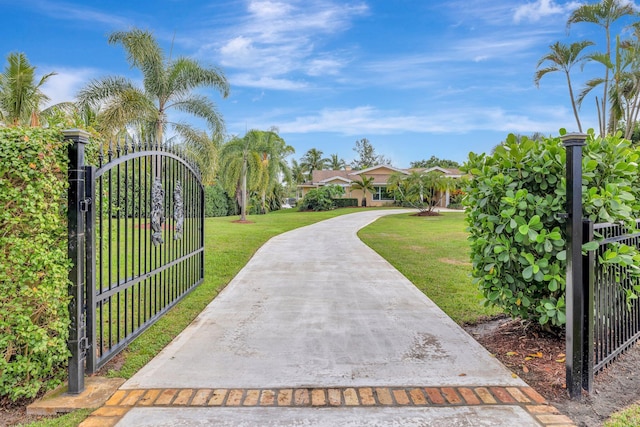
333, 198, 358, 208
0, 127, 71, 400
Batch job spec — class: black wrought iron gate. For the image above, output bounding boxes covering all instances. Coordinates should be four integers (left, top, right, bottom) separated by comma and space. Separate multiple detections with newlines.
66, 129, 204, 393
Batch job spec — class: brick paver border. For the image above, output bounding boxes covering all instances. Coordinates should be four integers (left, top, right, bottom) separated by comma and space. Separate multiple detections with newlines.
79, 385, 575, 426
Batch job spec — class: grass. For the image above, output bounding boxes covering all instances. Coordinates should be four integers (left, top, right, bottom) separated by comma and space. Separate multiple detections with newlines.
604, 403, 640, 427
18, 409, 93, 427
358, 211, 499, 324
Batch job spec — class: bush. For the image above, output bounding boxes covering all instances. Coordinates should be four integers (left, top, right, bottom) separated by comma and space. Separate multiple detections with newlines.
298, 185, 345, 211
0, 127, 72, 400
204, 184, 231, 217
463, 130, 640, 328
333, 198, 358, 208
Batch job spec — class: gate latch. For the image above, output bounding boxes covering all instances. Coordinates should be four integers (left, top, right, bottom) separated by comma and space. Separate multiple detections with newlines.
80, 198, 92, 212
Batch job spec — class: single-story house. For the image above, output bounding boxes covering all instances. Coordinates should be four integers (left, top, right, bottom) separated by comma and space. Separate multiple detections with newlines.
298, 165, 462, 207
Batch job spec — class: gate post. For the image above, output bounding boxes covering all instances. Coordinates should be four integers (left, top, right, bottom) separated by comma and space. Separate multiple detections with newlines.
65, 129, 91, 394
561, 132, 587, 399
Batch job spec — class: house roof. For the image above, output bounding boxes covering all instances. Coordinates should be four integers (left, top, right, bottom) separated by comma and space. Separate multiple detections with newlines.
303, 164, 463, 186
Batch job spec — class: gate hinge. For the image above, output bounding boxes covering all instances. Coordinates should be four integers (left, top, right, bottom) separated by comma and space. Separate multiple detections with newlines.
80, 198, 92, 212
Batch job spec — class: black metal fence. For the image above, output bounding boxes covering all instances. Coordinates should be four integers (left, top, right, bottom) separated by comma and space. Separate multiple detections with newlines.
66, 129, 204, 393
588, 220, 640, 372
563, 133, 640, 399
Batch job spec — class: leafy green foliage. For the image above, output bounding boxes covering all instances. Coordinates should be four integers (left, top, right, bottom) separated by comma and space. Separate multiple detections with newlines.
409, 155, 460, 169
0, 127, 71, 400
204, 184, 232, 217
463, 130, 640, 328
298, 185, 345, 211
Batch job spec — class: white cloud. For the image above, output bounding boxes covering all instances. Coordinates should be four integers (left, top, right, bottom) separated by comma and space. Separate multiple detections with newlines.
29, 0, 130, 27
513, 0, 581, 23
40, 67, 97, 106
204, 0, 368, 90
258, 105, 574, 136
229, 74, 308, 90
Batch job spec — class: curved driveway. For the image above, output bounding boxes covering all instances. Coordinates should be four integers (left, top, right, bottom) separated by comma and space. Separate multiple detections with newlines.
100, 210, 565, 426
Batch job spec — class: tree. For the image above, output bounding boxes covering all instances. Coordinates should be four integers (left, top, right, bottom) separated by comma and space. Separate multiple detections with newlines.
328, 153, 346, 170
77, 27, 229, 142
567, 0, 636, 136
256, 129, 294, 213
410, 156, 460, 169
535, 41, 594, 133
290, 159, 306, 184
174, 127, 222, 186
218, 131, 268, 221
350, 175, 375, 207
387, 171, 456, 214
300, 148, 329, 180
351, 138, 390, 170
0, 52, 56, 126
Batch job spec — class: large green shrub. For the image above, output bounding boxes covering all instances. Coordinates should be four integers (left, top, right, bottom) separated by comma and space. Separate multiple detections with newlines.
463, 130, 640, 328
298, 185, 345, 211
204, 184, 231, 217
0, 127, 71, 400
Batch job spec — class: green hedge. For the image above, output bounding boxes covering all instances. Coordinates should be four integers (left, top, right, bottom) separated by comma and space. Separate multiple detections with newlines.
333, 198, 358, 208
463, 130, 640, 328
0, 127, 71, 401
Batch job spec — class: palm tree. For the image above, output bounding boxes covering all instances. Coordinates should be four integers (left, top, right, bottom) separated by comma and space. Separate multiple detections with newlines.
350, 175, 375, 207
567, 0, 636, 136
328, 153, 346, 170
0, 52, 56, 126
290, 159, 306, 184
256, 130, 294, 213
173, 126, 222, 186
300, 148, 329, 180
218, 130, 269, 221
77, 27, 229, 143
535, 41, 594, 132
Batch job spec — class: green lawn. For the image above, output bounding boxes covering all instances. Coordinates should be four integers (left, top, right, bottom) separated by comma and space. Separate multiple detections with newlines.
359, 211, 499, 324
604, 403, 640, 427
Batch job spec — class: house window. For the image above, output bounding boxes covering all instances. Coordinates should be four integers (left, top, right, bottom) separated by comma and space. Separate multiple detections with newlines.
372, 185, 394, 201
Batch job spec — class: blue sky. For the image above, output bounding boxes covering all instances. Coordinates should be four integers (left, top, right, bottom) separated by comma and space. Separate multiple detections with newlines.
1, 0, 637, 167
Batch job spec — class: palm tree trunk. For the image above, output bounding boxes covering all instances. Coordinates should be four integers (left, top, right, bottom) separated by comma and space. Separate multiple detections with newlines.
566, 73, 583, 132
240, 157, 247, 221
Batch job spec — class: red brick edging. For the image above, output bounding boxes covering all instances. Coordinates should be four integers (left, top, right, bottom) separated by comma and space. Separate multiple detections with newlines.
80, 385, 575, 426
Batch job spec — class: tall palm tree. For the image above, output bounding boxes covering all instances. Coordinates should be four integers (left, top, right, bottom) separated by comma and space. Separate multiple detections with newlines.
77, 28, 229, 143
0, 52, 55, 126
535, 41, 594, 132
300, 148, 329, 180
218, 130, 269, 221
567, 0, 636, 136
350, 175, 375, 207
256, 130, 294, 213
328, 153, 346, 170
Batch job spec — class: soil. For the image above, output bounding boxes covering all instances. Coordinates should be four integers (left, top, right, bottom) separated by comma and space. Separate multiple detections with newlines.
464, 316, 640, 427
3, 317, 639, 426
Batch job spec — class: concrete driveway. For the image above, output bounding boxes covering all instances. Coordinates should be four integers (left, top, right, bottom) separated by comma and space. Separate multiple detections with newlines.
80, 210, 573, 426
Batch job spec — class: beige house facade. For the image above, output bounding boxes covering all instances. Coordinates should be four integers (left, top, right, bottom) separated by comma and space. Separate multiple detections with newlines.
298, 165, 462, 208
